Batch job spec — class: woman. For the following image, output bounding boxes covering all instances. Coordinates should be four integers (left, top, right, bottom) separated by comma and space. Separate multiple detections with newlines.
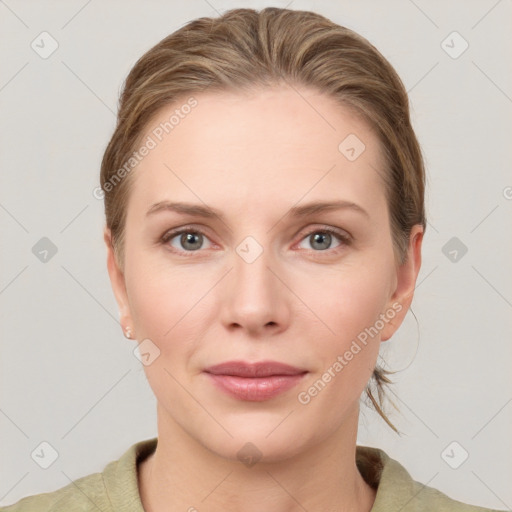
1, 7, 506, 512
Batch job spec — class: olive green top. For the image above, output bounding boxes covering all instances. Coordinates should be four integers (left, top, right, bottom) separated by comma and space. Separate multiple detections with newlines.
0, 437, 506, 511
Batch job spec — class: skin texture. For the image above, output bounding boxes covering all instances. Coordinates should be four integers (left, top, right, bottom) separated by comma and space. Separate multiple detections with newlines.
104, 85, 423, 512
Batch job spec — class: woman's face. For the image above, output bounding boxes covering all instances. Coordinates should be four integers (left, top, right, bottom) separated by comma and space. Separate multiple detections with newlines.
106, 85, 422, 461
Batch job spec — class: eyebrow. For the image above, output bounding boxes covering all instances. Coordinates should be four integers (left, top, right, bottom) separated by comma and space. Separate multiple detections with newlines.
145, 199, 369, 220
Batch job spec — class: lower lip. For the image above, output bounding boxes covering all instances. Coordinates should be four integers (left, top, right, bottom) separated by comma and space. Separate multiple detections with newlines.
205, 373, 307, 401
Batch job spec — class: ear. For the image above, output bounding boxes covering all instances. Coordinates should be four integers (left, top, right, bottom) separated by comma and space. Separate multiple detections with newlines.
380, 224, 423, 342
103, 226, 133, 337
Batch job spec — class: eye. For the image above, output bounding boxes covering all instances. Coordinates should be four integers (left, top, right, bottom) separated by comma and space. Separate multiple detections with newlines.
160, 225, 351, 256
161, 227, 213, 254
296, 227, 351, 252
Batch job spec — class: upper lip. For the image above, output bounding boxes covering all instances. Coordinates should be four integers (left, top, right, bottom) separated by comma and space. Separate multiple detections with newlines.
204, 360, 308, 377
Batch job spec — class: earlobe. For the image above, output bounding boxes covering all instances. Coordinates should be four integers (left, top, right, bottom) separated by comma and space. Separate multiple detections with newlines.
103, 226, 133, 337
380, 225, 423, 342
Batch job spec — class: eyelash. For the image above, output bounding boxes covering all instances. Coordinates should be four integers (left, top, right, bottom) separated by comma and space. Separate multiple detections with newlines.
160, 225, 352, 257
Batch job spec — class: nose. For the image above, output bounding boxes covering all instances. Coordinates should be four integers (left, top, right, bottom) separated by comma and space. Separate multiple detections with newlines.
219, 239, 291, 336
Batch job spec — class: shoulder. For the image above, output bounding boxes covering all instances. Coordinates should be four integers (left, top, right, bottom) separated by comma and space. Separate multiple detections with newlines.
356, 445, 507, 512
0, 438, 157, 512
0, 471, 109, 512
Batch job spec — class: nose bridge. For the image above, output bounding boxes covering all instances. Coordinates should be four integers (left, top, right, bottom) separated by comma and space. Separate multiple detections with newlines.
221, 233, 288, 332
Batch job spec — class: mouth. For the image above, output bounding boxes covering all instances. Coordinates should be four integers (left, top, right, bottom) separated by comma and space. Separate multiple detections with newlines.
204, 360, 308, 377
203, 360, 308, 401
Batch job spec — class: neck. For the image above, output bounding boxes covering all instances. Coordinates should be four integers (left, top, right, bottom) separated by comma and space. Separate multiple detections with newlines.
138, 403, 376, 512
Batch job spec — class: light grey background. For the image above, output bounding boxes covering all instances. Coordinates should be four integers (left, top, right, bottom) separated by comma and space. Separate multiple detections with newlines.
1, 0, 511, 509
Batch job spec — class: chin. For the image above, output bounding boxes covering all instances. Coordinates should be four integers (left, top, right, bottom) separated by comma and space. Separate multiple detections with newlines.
193, 417, 315, 465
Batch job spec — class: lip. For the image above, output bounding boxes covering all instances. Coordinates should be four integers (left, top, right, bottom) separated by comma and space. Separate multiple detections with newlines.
204, 360, 307, 377
203, 360, 308, 401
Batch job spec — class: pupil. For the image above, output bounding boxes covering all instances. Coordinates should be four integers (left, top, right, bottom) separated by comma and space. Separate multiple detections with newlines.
182, 232, 201, 250
312, 232, 330, 250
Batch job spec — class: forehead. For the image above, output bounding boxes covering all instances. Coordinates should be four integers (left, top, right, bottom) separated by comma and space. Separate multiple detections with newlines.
127, 85, 387, 221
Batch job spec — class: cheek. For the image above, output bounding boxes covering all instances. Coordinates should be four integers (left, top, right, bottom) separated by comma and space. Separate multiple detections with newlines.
292, 260, 393, 397
296, 258, 393, 342
127, 263, 205, 340
125, 258, 222, 378
124, 266, 207, 415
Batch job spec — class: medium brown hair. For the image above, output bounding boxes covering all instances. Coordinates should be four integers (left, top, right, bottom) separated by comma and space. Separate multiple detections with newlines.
100, 7, 426, 433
